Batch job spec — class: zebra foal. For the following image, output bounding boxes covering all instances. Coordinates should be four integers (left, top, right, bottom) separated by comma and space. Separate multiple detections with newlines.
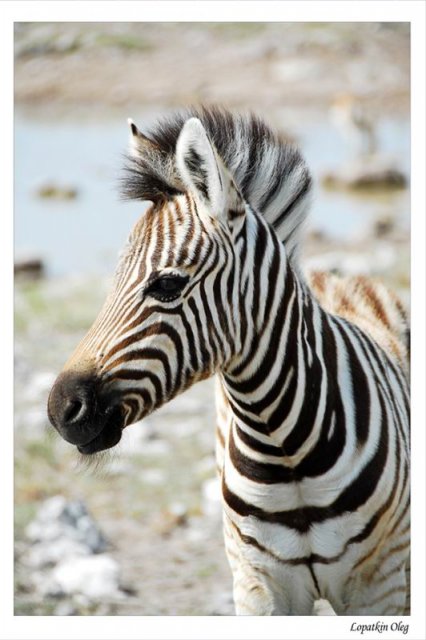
48, 107, 410, 616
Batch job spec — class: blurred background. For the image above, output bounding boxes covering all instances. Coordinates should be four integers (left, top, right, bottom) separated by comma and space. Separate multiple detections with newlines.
14, 22, 410, 615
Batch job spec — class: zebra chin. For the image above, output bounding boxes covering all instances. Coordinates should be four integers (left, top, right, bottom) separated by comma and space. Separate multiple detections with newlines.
75, 404, 125, 455
47, 370, 127, 455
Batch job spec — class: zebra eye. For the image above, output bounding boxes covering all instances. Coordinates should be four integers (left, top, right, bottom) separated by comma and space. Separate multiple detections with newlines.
145, 273, 189, 302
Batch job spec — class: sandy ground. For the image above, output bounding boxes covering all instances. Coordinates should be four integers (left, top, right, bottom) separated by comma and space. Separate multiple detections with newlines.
15, 22, 409, 121
14, 22, 410, 616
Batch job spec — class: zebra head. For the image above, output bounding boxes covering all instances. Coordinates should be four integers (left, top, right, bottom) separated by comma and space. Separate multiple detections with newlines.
48, 117, 248, 454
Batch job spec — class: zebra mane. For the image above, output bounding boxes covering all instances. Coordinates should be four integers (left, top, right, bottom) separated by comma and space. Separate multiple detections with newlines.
122, 106, 313, 263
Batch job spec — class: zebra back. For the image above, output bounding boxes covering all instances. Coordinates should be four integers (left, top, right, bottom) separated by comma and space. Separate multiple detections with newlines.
308, 270, 410, 373
122, 105, 312, 264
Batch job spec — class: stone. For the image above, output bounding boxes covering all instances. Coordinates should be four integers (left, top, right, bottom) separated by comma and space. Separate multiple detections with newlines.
322, 156, 407, 191
26, 496, 108, 554
14, 257, 44, 279
201, 477, 222, 518
51, 555, 121, 600
54, 601, 78, 616
35, 182, 78, 200
25, 537, 89, 568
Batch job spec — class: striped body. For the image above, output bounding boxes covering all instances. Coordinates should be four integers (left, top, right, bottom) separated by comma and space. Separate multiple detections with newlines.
216, 266, 409, 614
48, 107, 409, 615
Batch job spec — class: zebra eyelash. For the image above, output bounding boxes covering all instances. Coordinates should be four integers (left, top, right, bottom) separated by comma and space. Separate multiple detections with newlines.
142, 272, 190, 302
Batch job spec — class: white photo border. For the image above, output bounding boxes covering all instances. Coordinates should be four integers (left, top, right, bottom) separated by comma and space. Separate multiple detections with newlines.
2, 2, 424, 639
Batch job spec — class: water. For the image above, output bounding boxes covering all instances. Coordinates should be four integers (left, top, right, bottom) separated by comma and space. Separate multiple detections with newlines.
15, 116, 148, 277
300, 118, 410, 239
14, 113, 410, 277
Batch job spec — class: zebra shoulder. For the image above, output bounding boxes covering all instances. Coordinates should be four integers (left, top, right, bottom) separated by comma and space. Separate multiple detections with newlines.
306, 270, 410, 373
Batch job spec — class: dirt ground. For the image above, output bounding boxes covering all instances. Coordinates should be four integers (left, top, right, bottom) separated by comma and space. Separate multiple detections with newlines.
15, 22, 409, 120
14, 22, 410, 616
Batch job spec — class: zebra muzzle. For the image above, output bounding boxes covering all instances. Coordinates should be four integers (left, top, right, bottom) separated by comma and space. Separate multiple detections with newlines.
47, 370, 124, 454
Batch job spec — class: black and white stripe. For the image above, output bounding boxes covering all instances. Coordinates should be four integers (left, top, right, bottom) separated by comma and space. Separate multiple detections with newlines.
49, 107, 409, 615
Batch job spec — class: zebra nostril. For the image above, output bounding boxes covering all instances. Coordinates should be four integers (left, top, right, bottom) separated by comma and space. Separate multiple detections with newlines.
64, 398, 86, 424
48, 371, 102, 445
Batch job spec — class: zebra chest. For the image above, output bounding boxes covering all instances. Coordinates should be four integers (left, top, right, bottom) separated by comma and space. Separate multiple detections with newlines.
221, 477, 358, 612
221, 459, 361, 563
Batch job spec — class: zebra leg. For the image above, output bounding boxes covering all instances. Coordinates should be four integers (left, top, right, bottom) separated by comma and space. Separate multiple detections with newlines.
221, 515, 321, 614
229, 555, 319, 615
231, 562, 277, 615
355, 567, 407, 615
404, 556, 410, 615
223, 530, 274, 614
340, 559, 408, 615
222, 516, 279, 615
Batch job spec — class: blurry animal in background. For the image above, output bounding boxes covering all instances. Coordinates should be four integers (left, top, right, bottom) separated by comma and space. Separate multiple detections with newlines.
48, 107, 410, 616
330, 93, 377, 157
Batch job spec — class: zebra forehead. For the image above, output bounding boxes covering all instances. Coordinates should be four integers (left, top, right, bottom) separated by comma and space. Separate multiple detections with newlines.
119, 199, 210, 274
129, 197, 198, 239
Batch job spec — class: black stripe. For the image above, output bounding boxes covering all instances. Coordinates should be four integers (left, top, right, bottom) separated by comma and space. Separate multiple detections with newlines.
273, 173, 311, 229
222, 388, 389, 533
229, 426, 296, 484
188, 297, 211, 373
295, 313, 347, 477
227, 266, 295, 388
251, 218, 268, 325
111, 369, 163, 404
235, 425, 284, 457
282, 297, 322, 456
105, 347, 172, 395
338, 323, 371, 445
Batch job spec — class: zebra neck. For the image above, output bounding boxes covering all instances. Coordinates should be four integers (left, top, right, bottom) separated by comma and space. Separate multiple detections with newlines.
223, 220, 331, 464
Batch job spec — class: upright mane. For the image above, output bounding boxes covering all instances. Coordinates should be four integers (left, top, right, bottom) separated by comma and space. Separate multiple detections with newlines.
122, 106, 312, 264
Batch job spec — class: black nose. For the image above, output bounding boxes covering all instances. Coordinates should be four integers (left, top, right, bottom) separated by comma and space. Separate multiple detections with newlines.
48, 371, 101, 445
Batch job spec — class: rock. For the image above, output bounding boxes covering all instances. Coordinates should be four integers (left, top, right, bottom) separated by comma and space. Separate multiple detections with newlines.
304, 244, 396, 278
35, 182, 78, 200
26, 537, 89, 568
14, 257, 45, 279
54, 601, 78, 616
59, 501, 108, 553
23, 497, 126, 604
51, 555, 121, 599
201, 477, 222, 518
373, 214, 395, 238
26, 496, 108, 554
26, 496, 65, 540
322, 156, 407, 191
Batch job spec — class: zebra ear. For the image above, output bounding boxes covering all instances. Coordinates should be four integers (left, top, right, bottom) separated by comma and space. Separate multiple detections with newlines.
127, 118, 159, 158
176, 118, 231, 217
